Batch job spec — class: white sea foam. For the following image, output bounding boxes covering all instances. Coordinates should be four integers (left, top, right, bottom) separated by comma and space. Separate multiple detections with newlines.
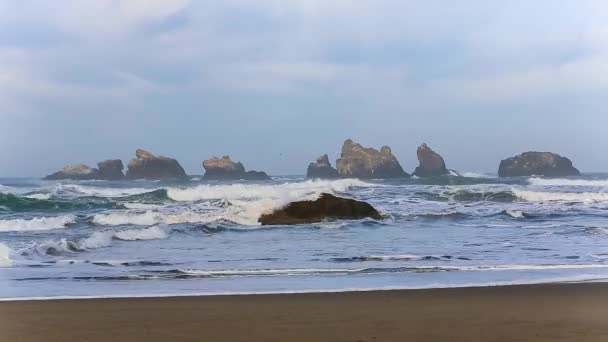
505, 210, 525, 218
460, 172, 495, 178
53, 184, 153, 198
93, 211, 160, 226
24, 193, 52, 200
166, 179, 373, 202
114, 226, 169, 241
0, 215, 76, 232
528, 178, 608, 187
0, 243, 13, 267
514, 190, 608, 202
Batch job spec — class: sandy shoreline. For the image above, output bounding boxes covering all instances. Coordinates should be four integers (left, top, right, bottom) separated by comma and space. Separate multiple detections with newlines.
2, 283, 608, 341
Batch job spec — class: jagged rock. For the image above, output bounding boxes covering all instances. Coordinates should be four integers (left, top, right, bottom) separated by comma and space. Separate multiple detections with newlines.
203, 156, 270, 180
258, 193, 382, 225
498, 152, 581, 177
307, 154, 339, 179
44, 164, 100, 180
126, 149, 187, 180
413, 143, 449, 177
335, 139, 408, 178
97, 159, 124, 180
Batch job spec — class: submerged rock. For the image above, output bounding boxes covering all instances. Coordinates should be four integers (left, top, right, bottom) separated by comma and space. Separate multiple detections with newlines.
44, 164, 100, 180
336, 139, 408, 179
126, 149, 187, 180
97, 159, 124, 180
413, 143, 449, 178
203, 156, 270, 180
306, 154, 339, 179
498, 152, 580, 177
258, 193, 382, 225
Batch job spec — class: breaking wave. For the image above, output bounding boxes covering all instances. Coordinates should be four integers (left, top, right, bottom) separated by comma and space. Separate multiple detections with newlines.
0, 215, 76, 232
528, 178, 608, 187
514, 190, 608, 202
0, 242, 12, 267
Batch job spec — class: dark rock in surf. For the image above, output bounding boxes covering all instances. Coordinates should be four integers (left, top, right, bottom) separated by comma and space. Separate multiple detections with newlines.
97, 159, 124, 180
306, 154, 339, 179
413, 143, 449, 178
335, 139, 408, 179
44, 164, 100, 180
202, 156, 270, 180
498, 152, 580, 177
258, 193, 382, 225
126, 149, 187, 180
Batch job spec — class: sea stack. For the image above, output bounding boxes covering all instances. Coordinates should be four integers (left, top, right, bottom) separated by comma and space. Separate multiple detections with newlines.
97, 159, 125, 180
126, 149, 187, 180
335, 139, 408, 179
44, 164, 100, 180
498, 152, 581, 177
258, 193, 382, 225
306, 154, 339, 179
202, 156, 270, 180
413, 143, 449, 178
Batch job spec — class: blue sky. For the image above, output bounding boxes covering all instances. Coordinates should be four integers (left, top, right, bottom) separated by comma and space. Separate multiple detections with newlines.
0, 0, 607, 176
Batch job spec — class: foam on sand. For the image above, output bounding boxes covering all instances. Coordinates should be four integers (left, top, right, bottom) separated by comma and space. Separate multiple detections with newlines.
0, 215, 76, 232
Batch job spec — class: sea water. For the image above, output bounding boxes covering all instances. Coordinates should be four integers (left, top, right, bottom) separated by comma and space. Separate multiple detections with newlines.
2, 174, 608, 299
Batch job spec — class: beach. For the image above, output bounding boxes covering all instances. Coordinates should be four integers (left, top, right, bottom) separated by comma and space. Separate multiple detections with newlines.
2, 283, 608, 342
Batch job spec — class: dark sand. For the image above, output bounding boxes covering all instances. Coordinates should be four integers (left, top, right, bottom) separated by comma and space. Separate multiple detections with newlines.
2, 283, 608, 342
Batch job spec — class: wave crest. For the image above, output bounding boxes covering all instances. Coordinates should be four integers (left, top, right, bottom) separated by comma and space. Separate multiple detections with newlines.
0, 215, 76, 232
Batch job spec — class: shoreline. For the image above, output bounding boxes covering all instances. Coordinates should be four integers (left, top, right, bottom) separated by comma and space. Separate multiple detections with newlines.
2, 283, 608, 341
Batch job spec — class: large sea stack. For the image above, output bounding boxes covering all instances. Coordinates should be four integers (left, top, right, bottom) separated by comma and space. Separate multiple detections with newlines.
97, 159, 125, 180
126, 149, 187, 180
498, 152, 580, 177
203, 156, 270, 180
336, 139, 408, 179
306, 154, 339, 179
413, 143, 449, 178
258, 193, 381, 225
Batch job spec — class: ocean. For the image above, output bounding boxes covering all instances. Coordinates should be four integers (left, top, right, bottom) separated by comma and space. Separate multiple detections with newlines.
2, 174, 608, 300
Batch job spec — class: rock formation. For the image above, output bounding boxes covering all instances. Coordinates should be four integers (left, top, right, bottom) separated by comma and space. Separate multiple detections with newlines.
203, 156, 270, 180
335, 139, 408, 178
126, 149, 187, 180
413, 143, 449, 177
97, 159, 124, 180
44, 164, 100, 180
498, 152, 581, 177
258, 193, 382, 225
306, 154, 339, 179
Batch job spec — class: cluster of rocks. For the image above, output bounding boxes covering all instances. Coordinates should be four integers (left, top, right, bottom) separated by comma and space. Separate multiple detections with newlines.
203, 156, 269, 180
306, 139, 580, 179
45, 150, 270, 181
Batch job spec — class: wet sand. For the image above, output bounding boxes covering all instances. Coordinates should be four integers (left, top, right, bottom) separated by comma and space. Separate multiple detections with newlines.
2, 283, 608, 342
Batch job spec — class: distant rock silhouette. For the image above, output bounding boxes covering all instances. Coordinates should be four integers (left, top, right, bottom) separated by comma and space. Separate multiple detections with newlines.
258, 193, 382, 225
203, 156, 270, 180
336, 139, 408, 178
413, 143, 449, 177
306, 154, 339, 179
126, 149, 186, 180
498, 152, 580, 177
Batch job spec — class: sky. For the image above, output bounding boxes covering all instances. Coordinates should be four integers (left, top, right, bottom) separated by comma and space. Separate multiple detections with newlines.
1, 0, 607, 176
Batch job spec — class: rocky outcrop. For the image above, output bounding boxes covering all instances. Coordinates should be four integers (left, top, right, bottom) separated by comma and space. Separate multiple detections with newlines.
126, 149, 187, 180
413, 143, 449, 178
306, 154, 339, 179
203, 156, 270, 180
336, 139, 408, 178
44, 164, 100, 180
97, 159, 124, 180
258, 193, 382, 225
498, 152, 581, 177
